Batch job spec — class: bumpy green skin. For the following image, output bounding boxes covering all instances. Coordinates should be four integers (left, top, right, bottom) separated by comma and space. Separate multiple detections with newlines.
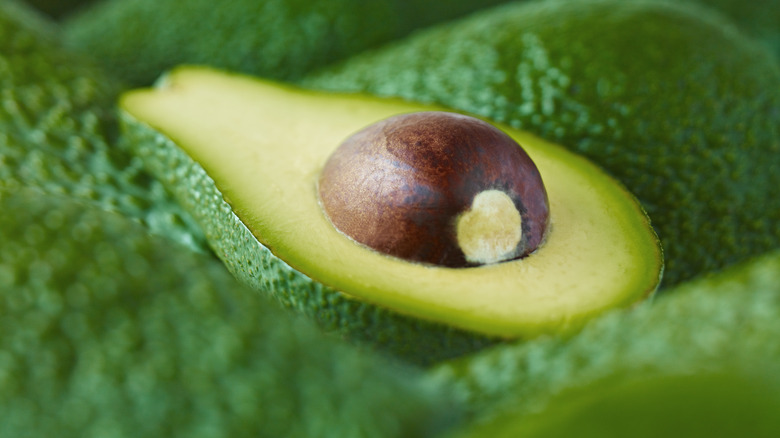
450, 372, 780, 438
120, 113, 500, 367
306, 0, 780, 287
0, 0, 204, 250
0, 188, 454, 438
428, 249, 780, 426
62, 0, 514, 86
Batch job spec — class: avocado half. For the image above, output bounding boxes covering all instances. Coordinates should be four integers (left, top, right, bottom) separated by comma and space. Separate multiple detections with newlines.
120, 66, 662, 364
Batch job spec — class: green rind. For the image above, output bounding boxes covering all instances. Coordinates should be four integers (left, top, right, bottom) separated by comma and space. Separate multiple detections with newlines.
119, 111, 500, 367
305, 0, 780, 287
0, 0, 204, 250
428, 249, 780, 427
63, 0, 515, 86
0, 187, 455, 438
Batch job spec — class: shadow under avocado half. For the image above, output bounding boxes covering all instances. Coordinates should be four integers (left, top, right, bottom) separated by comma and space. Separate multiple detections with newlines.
119, 66, 662, 366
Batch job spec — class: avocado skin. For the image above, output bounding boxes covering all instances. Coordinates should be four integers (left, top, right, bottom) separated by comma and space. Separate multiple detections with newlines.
429, 249, 780, 427
0, 188, 455, 438
305, 0, 780, 287
63, 0, 515, 86
450, 372, 780, 438
22, 0, 96, 18
58, 0, 780, 84
0, 0, 204, 250
121, 111, 499, 366
677, 0, 780, 61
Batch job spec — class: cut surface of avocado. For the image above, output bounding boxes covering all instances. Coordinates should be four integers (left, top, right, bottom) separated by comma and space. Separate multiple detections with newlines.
120, 66, 662, 339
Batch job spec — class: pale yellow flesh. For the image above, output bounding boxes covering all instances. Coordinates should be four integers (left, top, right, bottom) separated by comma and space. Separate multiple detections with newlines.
121, 67, 662, 338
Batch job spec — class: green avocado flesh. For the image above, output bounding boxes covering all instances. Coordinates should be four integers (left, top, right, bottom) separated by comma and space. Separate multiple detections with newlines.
121, 66, 662, 341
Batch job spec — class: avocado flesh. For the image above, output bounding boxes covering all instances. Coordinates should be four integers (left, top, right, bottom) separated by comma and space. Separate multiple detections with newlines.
121, 66, 661, 339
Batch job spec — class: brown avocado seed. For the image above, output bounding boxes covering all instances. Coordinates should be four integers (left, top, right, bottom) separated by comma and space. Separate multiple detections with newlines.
318, 111, 550, 268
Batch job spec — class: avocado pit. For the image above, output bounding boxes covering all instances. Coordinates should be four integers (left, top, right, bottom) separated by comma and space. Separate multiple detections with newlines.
318, 111, 550, 267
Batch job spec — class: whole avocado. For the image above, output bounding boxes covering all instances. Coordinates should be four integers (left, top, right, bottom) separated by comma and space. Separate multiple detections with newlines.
306, 0, 780, 287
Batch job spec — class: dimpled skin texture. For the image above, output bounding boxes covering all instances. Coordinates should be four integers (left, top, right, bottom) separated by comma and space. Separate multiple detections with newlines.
428, 249, 780, 427
306, 0, 780, 287
0, 189, 450, 438
0, 0, 204, 250
62, 0, 514, 86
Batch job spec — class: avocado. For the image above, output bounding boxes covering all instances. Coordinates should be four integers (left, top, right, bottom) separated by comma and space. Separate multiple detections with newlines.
0, 0, 204, 250
686, 0, 780, 61
22, 0, 96, 18
429, 249, 780, 427
63, 0, 515, 87
656, 0, 780, 61
0, 187, 454, 438
305, 0, 780, 287
119, 66, 662, 365
449, 372, 780, 438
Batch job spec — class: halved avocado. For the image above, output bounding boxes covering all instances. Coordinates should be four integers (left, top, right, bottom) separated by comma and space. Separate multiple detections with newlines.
120, 66, 662, 364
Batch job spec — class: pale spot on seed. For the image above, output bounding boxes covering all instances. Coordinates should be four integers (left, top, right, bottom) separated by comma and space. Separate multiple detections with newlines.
456, 190, 522, 265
